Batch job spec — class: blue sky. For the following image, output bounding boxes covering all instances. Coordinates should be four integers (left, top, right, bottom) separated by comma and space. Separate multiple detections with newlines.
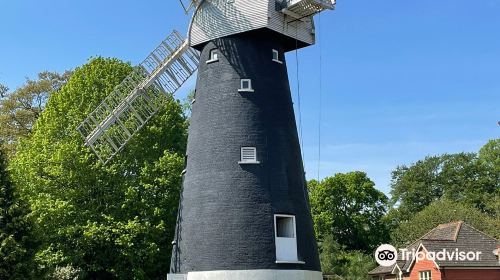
1, 0, 499, 195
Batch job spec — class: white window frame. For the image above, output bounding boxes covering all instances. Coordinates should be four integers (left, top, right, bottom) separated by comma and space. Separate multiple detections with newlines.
419, 270, 431, 280
272, 49, 283, 64
392, 265, 403, 280
274, 214, 304, 264
238, 147, 259, 164
238, 79, 254, 92
206, 49, 219, 64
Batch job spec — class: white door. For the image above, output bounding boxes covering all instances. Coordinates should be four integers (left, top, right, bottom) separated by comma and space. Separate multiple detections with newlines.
275, 215, 298, 261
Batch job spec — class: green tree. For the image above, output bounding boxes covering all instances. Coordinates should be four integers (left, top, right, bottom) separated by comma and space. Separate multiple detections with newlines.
478, 139, 500, 216
0, 147, 38, 279
479, 139, 500, 171
391, 199, 500, 246
320, 235, 376, 280
388, 140, 499, 226
0, 84, 7, 98
309, 171, 389, 252
181, 89, 196, 116
0, 71, 71, 155
11, 57, 187, 279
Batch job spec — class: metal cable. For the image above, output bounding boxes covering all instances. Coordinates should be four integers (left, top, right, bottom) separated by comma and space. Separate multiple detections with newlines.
317, 12, 323, 182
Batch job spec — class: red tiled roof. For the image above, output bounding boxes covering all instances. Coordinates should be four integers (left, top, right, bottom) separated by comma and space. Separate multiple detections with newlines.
370, 221, 500, 276
421, 221, 462, 241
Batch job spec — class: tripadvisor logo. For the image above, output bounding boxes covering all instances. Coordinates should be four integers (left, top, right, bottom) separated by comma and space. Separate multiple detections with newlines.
375, 244, 398, 267
374, 244, 484, 267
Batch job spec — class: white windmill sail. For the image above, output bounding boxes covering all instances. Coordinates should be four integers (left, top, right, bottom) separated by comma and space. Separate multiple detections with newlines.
77, 30, 200, 164
178, 0, 200, 13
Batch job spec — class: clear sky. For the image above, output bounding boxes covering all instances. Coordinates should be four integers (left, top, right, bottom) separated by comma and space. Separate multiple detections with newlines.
1, 0, 499, 195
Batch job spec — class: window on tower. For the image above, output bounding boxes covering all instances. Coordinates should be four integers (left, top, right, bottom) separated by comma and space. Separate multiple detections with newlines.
207, 49, 219, 63
238, 79, 254, 92
238, 147, 259, 164
272, 49, 283, 64
274, 214, 303, 264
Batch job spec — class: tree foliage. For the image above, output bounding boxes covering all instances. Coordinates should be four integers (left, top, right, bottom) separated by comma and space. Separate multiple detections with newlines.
478, 139, 500, 216
309, 172, 389, 253
388, 140, 500, 226
391, 199, 500, 246
0, 84, 7, 98
0, 147, 37, 279
181, 89, 196, 116
11, 57, 187, 279
320, 235, 376, 280
0, 71, 71, 155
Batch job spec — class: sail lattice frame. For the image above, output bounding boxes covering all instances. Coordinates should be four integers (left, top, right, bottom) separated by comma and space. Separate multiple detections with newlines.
77, 30, 200, 164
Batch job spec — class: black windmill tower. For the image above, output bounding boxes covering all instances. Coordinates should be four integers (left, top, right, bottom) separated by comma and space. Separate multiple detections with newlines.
78, 1, 336, 279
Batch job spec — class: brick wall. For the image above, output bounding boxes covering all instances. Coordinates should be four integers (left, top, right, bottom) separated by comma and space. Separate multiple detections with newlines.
409, 248, 442, 280
172, 30, 320, 273
442, 269, 500, 280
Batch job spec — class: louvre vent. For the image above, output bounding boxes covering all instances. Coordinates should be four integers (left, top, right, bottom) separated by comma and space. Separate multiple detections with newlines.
239, 147, 259, 164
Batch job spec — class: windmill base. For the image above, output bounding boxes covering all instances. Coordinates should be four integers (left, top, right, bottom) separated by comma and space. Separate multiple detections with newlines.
168, 270, 322, 280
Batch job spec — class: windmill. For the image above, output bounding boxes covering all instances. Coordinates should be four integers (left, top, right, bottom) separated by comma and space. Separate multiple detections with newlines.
78, 1, 335, 279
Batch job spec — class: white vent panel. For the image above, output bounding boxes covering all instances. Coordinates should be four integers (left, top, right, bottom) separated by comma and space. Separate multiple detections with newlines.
239, 147, 259, 164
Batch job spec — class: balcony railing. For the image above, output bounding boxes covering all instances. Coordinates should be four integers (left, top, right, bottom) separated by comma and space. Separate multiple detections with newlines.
283, 0, 335, 18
